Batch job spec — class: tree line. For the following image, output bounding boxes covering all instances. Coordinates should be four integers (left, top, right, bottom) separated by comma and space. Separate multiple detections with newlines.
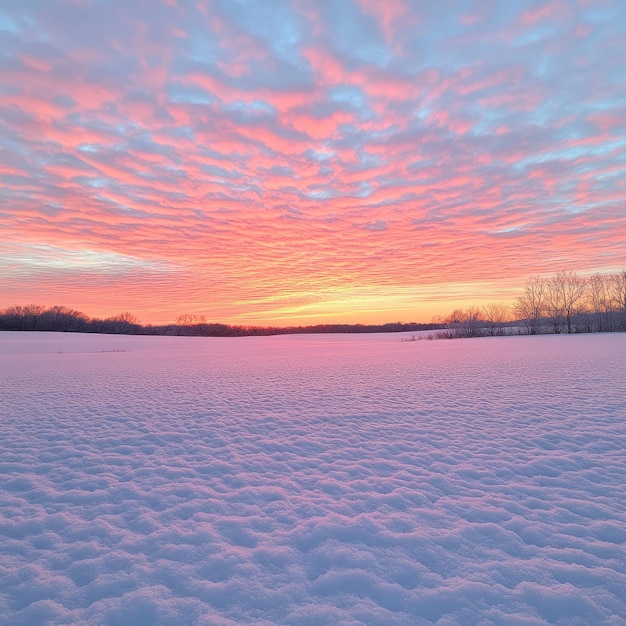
0, 304, 440, 336
0, 306, 143, 334
434, 270, 626, 339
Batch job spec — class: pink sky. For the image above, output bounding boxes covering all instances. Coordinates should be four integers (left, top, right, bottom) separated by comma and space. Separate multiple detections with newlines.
1, 0, 625, 325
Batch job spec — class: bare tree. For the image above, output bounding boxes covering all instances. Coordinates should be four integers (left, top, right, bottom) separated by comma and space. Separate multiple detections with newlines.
90, 312, 141, 334
175, 313, 207, 326
514, 276, 546, 335
114, 312, 139, 324
40, 305, 89, 332
544, 275, 565, 333
550, 270, 586, 333
482, 303, 511, 336
587, 273, 615, 332
610, 270, 626, 330
0, 304, 47, 330
22, 304, 46, 330
0, 305, 26, 330
443, 307, 484, 338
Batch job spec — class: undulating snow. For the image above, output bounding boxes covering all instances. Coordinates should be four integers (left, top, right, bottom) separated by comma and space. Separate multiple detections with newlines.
1, 331, 625, 625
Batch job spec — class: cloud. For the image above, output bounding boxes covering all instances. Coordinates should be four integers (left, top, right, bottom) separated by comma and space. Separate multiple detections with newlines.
362, 220, 388, 232
0, 0, 625, 323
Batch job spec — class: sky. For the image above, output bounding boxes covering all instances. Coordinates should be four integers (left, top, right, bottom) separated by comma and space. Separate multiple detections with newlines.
1, 0, 625, 326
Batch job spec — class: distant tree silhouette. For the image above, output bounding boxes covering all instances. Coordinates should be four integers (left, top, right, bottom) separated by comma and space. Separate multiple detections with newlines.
482, 303, 511, 336
0, 304, 46, 330
90, 312, 141, 334
611, 271, 626, 330
586, 273, 613, 332
435, 269, 626, 339
551, 270, 586, 334
514, 276, 546, 335
0, 305, 440, 337
175, 313, 207, 326
40, 306, 89, 332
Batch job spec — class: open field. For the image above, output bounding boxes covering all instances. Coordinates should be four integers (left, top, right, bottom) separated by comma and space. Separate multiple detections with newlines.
1, 331, 625, 625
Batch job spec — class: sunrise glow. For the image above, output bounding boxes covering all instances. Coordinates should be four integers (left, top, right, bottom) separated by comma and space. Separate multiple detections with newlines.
1, 1, 625, 325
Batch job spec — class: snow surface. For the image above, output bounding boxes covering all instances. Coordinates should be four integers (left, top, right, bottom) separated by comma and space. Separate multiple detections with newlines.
1, 331, 625, 625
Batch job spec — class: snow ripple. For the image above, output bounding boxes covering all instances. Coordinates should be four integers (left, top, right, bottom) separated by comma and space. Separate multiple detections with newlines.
1, 332, 625, 625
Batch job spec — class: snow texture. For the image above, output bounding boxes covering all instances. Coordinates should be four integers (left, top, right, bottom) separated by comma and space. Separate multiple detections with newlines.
1, 331, 625, 625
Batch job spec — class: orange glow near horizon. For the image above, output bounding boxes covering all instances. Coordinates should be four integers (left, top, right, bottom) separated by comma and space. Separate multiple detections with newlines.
1, 2, 626, 326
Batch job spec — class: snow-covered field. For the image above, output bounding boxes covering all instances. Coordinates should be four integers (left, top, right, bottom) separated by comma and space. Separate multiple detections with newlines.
1, 331, 625, 625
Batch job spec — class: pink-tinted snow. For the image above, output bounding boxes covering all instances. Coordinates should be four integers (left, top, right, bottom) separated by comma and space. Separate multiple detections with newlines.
1, 331, 625, 625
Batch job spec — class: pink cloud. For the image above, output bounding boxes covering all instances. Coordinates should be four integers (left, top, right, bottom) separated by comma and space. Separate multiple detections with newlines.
0, 0, 625, 324
519, 1, 570, 26
355, 0, 414, 47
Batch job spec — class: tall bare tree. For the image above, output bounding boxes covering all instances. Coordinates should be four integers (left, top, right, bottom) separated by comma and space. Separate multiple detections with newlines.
545, 275, 565, 333
550, 271, 586, 333
610, 270, 626, 330
514, 276, 546, 335
587, 273, 615, 332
